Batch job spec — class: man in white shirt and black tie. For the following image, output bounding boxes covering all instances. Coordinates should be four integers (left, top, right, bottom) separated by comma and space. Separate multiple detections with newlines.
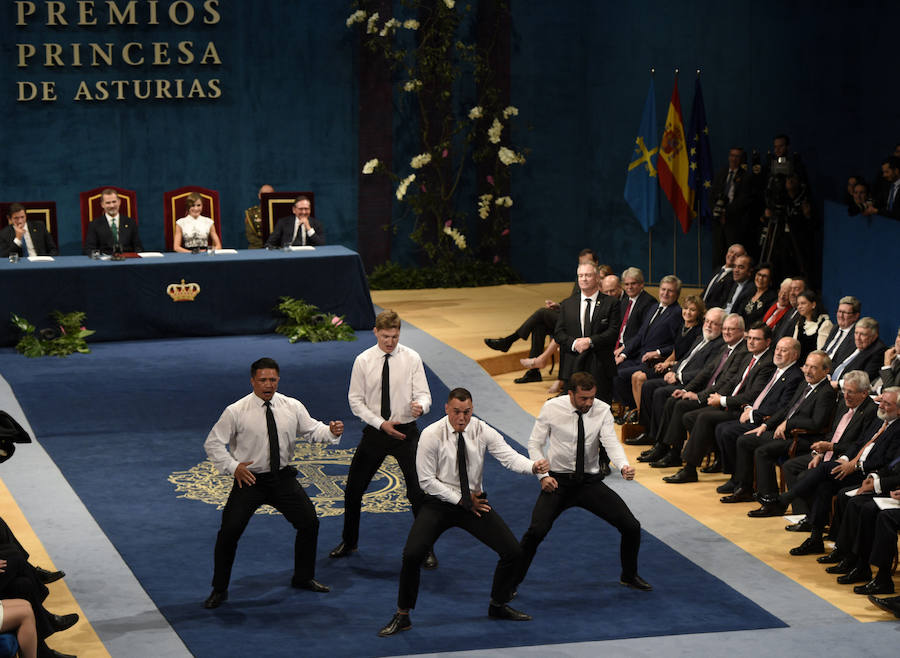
514, 371, 650, 594
377, 388, 549, 636
202, 357, 343, 609
331, 310, 436, 566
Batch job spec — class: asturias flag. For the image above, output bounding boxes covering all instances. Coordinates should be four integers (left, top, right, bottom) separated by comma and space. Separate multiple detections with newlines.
624, 77, 659, 232
687, 76, 714, 224
657, 76, 693, 233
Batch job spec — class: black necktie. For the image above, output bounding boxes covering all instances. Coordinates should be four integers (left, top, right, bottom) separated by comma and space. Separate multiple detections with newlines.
583, 298, 592, 337
575, 410, 585, 483
457, 432, 472, 509
264, 401, 279, 474
381, 353, 391, 420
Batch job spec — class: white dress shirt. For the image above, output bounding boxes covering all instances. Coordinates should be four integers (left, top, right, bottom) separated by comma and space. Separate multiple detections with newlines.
528, 395, 628, 478
204, 391, 339, 476
348, 343, 431, 428
292, 218, 316, 245
417, 416, 534, 505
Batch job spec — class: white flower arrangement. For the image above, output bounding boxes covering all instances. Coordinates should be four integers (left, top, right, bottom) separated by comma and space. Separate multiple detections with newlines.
362, 158, 379, 175
410, 153, 432, 169
494, 196, 513, 207
379, 18, 400, 37
346, 10, 366, 27
443, 0, 456, 8
478, 194, 493, 219
403, 19, 420, 30
502, 105, 519, 119
403, 79, 423, 92
498, 146, 525, 166
366, 12, 380, 34
396, 173, 416, 200
443, 225, 466, 249
487, 118, 503, 144
468, 105, 483, 120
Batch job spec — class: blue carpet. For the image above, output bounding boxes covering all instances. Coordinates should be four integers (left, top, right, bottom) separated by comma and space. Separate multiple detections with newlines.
0, 334, 786, 656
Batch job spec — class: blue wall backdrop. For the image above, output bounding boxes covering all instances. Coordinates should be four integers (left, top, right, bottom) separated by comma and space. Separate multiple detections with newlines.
3, 1, 898, 288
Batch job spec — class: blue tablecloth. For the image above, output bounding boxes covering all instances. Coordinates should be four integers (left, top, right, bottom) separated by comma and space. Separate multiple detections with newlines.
0, 247, 375, 346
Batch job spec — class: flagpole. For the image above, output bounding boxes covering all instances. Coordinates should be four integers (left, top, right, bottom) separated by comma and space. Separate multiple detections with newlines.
650, 66, 655, 284
696, 68, 702, 288
672, 67, 678, 278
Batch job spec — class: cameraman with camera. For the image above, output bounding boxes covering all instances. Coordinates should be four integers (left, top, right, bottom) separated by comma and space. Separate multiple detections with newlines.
709, 147, 762, 268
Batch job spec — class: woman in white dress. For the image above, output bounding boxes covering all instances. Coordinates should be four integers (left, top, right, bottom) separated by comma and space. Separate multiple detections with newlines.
173, 192, 222, 252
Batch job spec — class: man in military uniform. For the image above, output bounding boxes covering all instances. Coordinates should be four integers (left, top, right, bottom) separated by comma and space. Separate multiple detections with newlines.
245, 184, 274, 249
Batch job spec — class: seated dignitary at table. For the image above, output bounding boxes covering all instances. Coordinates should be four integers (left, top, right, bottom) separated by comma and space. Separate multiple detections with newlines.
244, 183, 274, 249
265, 195, 324, 248
173, 192, 222, 252
515, 372, 649, 593
377, 388, 549, 636
721, 350, 836, 505
0, 204, 58, 258
84, 188, 143, 254
665, 333, 798, 485
748, 370, 877, 519
786, 387, 900, 557
331, 310, 436, 565
829, 317, 886, 390
202, 357, 343, 609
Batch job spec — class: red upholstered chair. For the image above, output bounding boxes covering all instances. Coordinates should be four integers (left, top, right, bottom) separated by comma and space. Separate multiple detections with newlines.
0, 201, 58, 240
259, 191, 315, 245
79, 186, 138, 246
163, 186, 222, 251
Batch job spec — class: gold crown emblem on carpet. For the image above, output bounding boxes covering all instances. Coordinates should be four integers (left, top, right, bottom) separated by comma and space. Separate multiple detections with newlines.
166, 279, 201, 302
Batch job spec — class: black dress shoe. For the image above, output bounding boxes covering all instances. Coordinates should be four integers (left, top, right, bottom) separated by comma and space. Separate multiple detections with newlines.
625, 432, 654, 446
826, 558, 855, 574
868, 594, 900, 618
291, 578, 330, 592
650, 453, 682, 468
48, 613, 79, 634
747, 501, 787, 518
35, 566, 65, 584
377, 612, 412, 636
484, 337, 513, 352
716, 480, 736, 494
785, 517, 812, 532
789, 537, 825, 555
599, 462, 611, 477
837, 567, 872, 585
620, 574, 653, 591
488, 603, 532, 621
854, 577, 895, 596
720, 488, 754, 503
663, 467, 698, 483
423, 550, 438, 570
637, 444, 666, 462
817, 548, 844, 564
38, 646, 76, 658
203, 589, 228, 609
329, 541, 357, 558
514, 369, 542, 384
700, 460, 722, 474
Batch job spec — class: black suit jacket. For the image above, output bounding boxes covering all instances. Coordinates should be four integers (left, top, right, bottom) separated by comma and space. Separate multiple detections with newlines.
821, 322, 857, 367
704, 348, 776, 407
0, 222, 58, 257
618, 289, 656, 347
625, 302, 682, 359
740, 361, 805, 417
702, 269, 733, 308
555, 293, 621, 398
834, 338, 888, 383
852, 418, 900, 475
265, 216, 325, 248
687, 340, 748, 393
880, 357, 900, 389
773, 308, 800, 341
827, 396, 879, 459
84, 215, 143, 254
764, 379, 837, 438
674, 335, 725, 385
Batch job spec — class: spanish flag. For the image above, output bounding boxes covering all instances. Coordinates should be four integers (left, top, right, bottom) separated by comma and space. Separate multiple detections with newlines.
657, 76, 693, 233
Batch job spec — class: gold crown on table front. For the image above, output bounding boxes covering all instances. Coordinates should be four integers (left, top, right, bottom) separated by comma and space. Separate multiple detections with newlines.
166, 279, 201, 302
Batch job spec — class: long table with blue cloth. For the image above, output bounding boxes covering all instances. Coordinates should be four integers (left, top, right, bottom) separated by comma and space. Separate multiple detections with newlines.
0, 246, 375, 346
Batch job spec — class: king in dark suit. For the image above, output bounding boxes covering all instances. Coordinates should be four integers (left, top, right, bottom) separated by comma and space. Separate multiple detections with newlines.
265, 195, 325, 248
0, 203, 58, 257
84, 189, 143, 254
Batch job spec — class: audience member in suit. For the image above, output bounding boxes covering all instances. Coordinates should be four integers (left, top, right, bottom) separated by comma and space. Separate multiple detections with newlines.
627, 295, 703, 421
872, 155, 900, 219
790, 289, 833, 363
720, 254, 754, 314
702, 243, 746, 309
877, 327, 900, 391
0, 203, 57, 258
613, 275, 683, 408
772, 370, 878, 516
820, 296, 860, 368
636, 314, 747, 461
722, 350, 837, 505
761, 278, 792, 332
614, 267, 657, 356
265, 195, 325, 248
664, 333, 799, 484
84, 188, 143, 254
627, 308, 725, 446
709, 148, 761, 265
829, 317, 887, 391
785, 388, 900, 556
733, 263, 777, 326
772, 277, 808, 341
847, 180, 877, 217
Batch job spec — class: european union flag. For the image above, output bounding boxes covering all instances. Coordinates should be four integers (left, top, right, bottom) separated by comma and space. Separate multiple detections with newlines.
687, 76, 714, 224
624, 77, 659, 232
